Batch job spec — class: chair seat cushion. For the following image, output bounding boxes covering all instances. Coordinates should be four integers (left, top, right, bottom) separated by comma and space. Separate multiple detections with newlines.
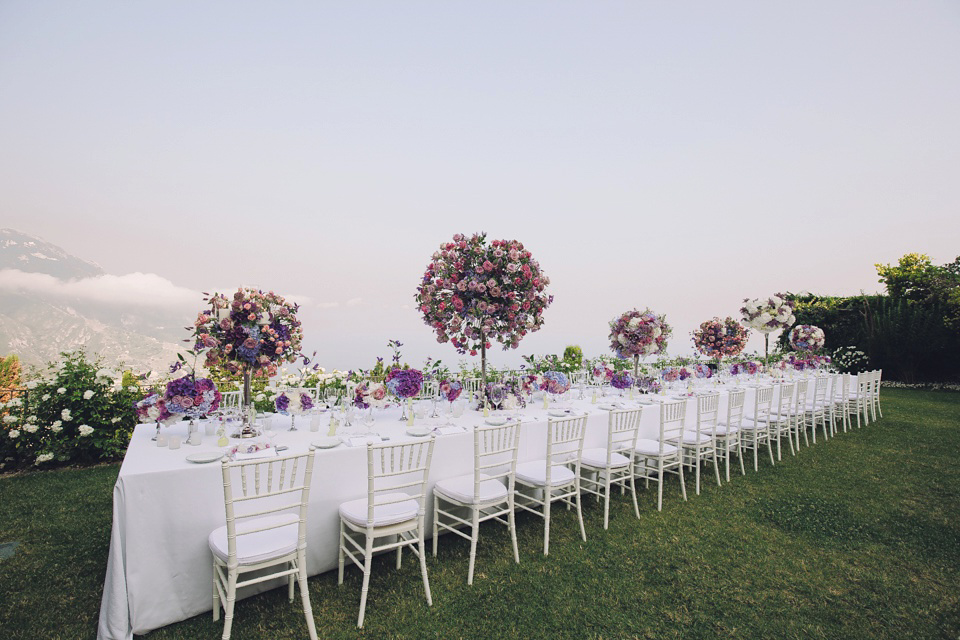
580, 447, 631, 469
633, 438, 678, 456
681, 431, 712, 445
209, 513, 299, 565
435, 474, 508, 505
339, 493, 419, 527
739, 418, 767, 430
706, 425, 738, 436
515, 460, 576, 487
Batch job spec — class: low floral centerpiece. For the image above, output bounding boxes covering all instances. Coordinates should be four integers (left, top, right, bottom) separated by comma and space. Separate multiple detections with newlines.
353, 381, 389, 410
611, 371, 633, 395
385, 368, 423, 420
164, 375, 221, 423
608, 308, 672, 377
788, 324, 826, 353
274, 390, 314, 431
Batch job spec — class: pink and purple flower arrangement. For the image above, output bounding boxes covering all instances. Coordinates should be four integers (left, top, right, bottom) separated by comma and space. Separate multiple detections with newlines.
692, 317, 749, 360
608, 308, 671, 358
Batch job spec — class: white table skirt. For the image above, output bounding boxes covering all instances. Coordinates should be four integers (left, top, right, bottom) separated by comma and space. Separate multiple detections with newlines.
97, 380, 778, 639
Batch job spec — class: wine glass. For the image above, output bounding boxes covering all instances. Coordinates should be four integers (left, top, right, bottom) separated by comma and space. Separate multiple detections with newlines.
489, 383, 505, 414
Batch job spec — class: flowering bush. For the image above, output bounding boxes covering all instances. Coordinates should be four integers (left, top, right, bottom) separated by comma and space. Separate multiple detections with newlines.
789, 325, 826, 352
832, 346, 869, 373
415, 232, 553, 361
692, 317, 749, 360
193, 288, 304, 379
608, 309, 671, 358
741, 294, 796, 333
0, 350, 141, 470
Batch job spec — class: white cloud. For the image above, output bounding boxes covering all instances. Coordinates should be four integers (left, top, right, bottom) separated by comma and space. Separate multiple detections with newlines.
346, 297, 363, 307
0, 269, 200, 308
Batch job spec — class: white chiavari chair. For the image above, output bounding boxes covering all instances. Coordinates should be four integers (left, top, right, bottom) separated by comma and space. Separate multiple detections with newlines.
739, 386, 776, 471
633, 400, 688, 511
679, 393, 721, 495
706, 388, 746, 482
209, 449, 318, 640
432, 422, 521, 584
338, 438, 436, 628
804, 376, 830, 443
579, 407, 643, 529
220, 390, 241, 412
513, 414, 588, 555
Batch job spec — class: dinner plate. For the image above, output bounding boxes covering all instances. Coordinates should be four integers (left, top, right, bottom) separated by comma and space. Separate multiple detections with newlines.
598, 404, 620, 411
548, 409, 573, 417
406, 427, 433, 437
311, 437, 341, 449
484, 416, 508, 426
185, 451, 224, 464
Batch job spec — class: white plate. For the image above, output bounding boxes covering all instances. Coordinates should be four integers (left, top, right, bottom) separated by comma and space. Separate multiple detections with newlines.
311, 437, 341, 449
548, 409, 573, 417
406, 427, 432, 437
186, 451, 224, 464
598, 404, 620, 411
484, 417, 508, 426
636, 398, 654, 405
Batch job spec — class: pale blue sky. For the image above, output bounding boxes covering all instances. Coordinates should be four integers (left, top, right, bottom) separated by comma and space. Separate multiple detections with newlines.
1, 1, 959, 370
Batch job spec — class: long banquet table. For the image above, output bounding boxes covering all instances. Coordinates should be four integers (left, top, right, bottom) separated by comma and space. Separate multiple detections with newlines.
98, 381, 770, 639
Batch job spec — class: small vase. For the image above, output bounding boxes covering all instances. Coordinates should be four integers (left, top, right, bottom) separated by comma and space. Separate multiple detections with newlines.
288, 413, 297, 432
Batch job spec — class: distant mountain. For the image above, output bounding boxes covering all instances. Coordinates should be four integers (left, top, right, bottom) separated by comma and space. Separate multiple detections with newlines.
0, 229, 184, 375
0, 228, 103, 280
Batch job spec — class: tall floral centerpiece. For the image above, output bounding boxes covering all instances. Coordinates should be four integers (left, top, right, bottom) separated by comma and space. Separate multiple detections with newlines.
415, 232, 553, 385
608, 308, 672, 378
740, 293, 796, 365
692, 317, 749, 373
193, 288, 303, 413
788, 324, 825, 353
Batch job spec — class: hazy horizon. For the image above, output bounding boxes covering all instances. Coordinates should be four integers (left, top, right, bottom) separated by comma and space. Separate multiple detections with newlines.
2, 2, 959, 372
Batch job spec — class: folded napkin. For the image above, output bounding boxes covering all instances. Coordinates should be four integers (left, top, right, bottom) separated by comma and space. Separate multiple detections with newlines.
235, 448, 279, 461
347, 435, 383, 447
435, 426, 465, 435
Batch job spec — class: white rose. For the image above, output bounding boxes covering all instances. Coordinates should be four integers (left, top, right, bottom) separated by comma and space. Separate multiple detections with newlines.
23, 425, 38, 433
617, 334, 628, 345
652, 327, 662, 338
255, 393, 265, 402
745, 301, 757, 313
758, 312, 772, 325
50, 425, 62, 433
83, 390, 95, 400
628, 317, 641, 329
771, 295, 782, 306
61, 409, 72, 421
8, 430, 19, 438
78, 425, 94, 437
57, 387, 66, 394
52, 420, 62, 428
36, 453, 53, 464
41, 394, 50, 401
787, 315, 796, 325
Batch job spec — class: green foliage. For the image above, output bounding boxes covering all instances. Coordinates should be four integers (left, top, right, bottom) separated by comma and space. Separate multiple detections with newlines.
0, 350, 142, 470
562, 345, 583, 368
0, 354, 21, 390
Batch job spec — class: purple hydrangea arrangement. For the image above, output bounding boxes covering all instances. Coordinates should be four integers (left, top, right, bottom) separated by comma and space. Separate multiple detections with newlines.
163, 375, 221, 418
611, 371, 634, 389
540, 371, 570, 395
385, 368, 423, 399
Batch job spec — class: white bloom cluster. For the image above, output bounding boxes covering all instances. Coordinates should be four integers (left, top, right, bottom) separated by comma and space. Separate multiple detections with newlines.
2, 415, 17, 424
57, 387, 66, 394
61, 408, 72, 421
83, 390, 96, 400
26, 380, 38, 390
9, 430, 20, 438
23, 424, 38, 434
35, 453, 54, 464
78, 425, 94, 437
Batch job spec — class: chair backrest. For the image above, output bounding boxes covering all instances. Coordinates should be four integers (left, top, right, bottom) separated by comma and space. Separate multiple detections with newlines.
465, 378, 484, 397
872, 370, 882, 398
695, 393, 720, 436
366, 438, 436, 527
754, 386, 774, 422
857, 371, 870, 397
569, 371, 587, 385
793, 380, 808, 413
220, 391, 241, 411
726, 388, 746, 428
220, 449, 317, 563
836, 373, 850, 402
473, 422, 522, 501
658, 400, 687, 453
775, 382, 795, 416
811, 376, 827, 406
545, 414, 587, 484
606, 408, 643, 464
418, 380, 439, 400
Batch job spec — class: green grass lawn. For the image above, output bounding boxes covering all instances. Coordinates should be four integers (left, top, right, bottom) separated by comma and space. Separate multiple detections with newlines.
1, 388, 958, 639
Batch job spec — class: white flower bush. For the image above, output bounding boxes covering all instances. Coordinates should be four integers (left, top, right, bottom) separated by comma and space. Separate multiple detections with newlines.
78, 425, 94, 437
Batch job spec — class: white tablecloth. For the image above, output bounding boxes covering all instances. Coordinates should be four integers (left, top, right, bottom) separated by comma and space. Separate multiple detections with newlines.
98, 382, 764, 639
